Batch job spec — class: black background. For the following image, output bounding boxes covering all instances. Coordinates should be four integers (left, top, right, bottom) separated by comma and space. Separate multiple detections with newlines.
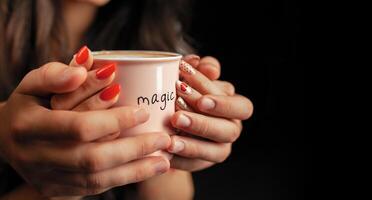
188, 1, 307, 199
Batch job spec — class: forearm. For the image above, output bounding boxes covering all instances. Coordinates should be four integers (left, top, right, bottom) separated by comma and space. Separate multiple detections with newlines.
0, 184, 83, 200
0, 184, 44, 200
0, 101, 5, 164
137, 170, 194, 200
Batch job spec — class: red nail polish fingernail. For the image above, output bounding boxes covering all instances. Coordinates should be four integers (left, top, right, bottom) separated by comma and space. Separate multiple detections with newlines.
96, 63, 116, 80
76, 45, 89, 65
100, 84, 121, 101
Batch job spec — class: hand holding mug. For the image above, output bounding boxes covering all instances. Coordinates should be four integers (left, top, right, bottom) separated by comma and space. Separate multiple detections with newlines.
0, 46, 171, 198
168, 55, 253, 171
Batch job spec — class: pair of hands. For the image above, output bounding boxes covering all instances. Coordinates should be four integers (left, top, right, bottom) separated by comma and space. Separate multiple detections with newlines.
0, 47, 252, 197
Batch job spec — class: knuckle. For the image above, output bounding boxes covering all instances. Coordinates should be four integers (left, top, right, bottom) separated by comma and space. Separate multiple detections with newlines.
43, 61, 60, 69
79, 79, 93, 94
50, 95, 63, 110
133, 167, 149, 183
41, 62, 56, 74
76, 101, 94, 112
73, 117, 92, 141
9, 113, 32, 141
82, 148, 102, 172
200, 80, 213, 90
40, 62, 58, 83
183, 141, 198, 158
216, 97, 235, 118
85, 174, 104, 189
81, 72, 110, 94
10, 117, 27, 137
196, 117, 210, 138
119, 108, 137, 128
137, 138, 149, 158
222, 97, 234, 113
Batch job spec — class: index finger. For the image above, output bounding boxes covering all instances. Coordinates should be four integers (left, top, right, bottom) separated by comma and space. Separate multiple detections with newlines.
14, 107, 149, 141
179, 60, 225, 95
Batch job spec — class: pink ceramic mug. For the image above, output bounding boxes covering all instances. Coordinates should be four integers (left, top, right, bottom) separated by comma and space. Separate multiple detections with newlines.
93, 50, 181, 139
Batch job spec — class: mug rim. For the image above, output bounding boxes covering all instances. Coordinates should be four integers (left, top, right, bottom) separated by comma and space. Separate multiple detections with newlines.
92, 50, 182, 61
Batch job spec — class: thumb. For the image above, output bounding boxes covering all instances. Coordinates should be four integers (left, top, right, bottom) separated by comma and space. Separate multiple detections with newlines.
16, 62, 87, 96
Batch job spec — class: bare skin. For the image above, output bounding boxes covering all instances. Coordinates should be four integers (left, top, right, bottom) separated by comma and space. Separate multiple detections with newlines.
0, 0, 252, 199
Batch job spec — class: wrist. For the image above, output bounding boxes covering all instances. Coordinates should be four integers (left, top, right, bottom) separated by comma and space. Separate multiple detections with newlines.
0, 102, 4, 164
137, 170, 194, 200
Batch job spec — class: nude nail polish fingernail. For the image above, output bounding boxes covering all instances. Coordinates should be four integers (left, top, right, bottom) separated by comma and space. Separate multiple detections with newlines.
154, 160, 169, 175
176, 114, 191, 128
169, 139, 185, 153
183, 55, 200, 65
176, 97, 188, 110
184, 54, 200, 61
199, 97, 216, 111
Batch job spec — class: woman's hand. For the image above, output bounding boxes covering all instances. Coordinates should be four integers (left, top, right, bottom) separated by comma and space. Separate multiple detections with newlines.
0, 47, 171, 198
168, 55, 253, 171
51, 46, 120, 112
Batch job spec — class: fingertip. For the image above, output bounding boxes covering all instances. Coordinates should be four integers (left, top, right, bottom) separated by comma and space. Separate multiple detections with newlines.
50, 95, 61, 110
200, 56, 221, 68
198, 64, 220, 80
183, 54, 201, 67
242, 98, 254, 120
111, 91, 120, 103
171, 111, 184, 128
52, 66, 87, 94
153, 156, 171, 175
210, 67, 221, 80
225, 82, 236, 96
65, 67, 88, 90
183, 54, 200, 60
85, 49, 94, 70
168, 135, 185, 153
157, 132, 172, 147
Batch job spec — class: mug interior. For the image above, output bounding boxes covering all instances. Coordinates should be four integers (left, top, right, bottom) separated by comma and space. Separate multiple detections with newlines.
92, 50, 182, 61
